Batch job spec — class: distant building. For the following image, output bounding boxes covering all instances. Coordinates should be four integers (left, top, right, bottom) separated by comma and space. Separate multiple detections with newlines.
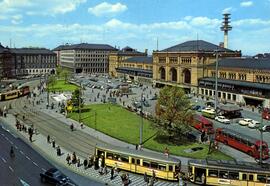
12, 48, 56, 76
200, 58, 270, 107
116, 56, 153, 83
53, 43, 117, 74
0, 44, 56, 79
108, 46, 147, 77
152, 40, 241, 93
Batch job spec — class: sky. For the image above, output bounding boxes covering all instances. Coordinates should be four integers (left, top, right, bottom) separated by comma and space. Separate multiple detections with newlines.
0, 0, 270, 55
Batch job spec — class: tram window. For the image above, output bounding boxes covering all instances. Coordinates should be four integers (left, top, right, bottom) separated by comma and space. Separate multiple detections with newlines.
136, 159, 140, 165
209, 170, 218, 177
121, 156, 129, 163
228, 172, 239, 180
241, 139, 248, 145
219, 171, 229, 179
131, 158, 135, 164
249, 174, 254, 181
150, 162, 158, 169
242, 174, 247, 180
107, 153, 113, 159
255, 173, 265, 181
158, 164, 166, 171
143, 161, 150, 168
169, 165, 173, 171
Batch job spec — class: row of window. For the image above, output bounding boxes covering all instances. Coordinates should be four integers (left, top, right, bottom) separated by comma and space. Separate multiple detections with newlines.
255, 75, 270, 83
76, 58, 106, 62
200, 88, 237, 101
76, 55, 107, 58
158, 57, 192, 64
217, 131, 254, 147
76, 63, 106, 68
211, 71, 247, 80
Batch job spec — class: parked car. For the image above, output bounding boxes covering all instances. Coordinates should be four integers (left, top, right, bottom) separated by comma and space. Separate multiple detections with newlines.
191, 105, 205, 112
40, 168, 70, 185
205, 101, 215, 108
215, 115, 230, 124
238, 118, 253, 126
248, 120, 260, 129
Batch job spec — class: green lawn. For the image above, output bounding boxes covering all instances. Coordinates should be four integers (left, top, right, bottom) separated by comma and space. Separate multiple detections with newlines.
68, 104, 233, 160
49, 79, 78, 92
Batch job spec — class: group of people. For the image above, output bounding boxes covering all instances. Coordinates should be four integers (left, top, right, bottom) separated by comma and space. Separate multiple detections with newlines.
15, 120, 35, 142
144, 171, 156, 186
47, 135, 62, 156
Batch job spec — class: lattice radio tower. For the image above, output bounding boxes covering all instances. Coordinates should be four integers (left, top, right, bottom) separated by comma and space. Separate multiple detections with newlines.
220, 13, 232, 48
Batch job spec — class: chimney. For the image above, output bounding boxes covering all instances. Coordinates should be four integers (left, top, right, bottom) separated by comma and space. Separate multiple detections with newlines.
145, 49, 148, 55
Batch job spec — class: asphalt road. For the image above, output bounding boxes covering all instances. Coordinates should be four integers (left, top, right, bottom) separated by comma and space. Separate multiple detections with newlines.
0, 125, 50, 186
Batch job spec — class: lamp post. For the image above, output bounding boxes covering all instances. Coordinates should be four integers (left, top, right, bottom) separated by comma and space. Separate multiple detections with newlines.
139, 93, 144, 145
214, 50, 221, 112
78, 82, 82, 123
259, 116, 264, 166
46, 74, 50, 108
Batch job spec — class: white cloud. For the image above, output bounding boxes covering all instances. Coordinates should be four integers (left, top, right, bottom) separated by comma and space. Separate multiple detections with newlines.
11, 14, 23, 24
0, 0, 86, 19
222, 7, 233, 13
233, 18, 270, 26
190, 17, 220, 27
88, 2, 127, 16
240, 1, 253, 7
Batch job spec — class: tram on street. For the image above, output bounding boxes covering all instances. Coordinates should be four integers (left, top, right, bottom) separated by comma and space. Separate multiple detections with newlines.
95, 144, 181, 181
188, 159, 270, 186
0, 85, 30, 101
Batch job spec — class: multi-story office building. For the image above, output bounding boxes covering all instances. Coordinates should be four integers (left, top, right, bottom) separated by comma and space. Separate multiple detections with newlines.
108, 46, 147, 77
152, 40, 241, 94
199, 58, 270, 107
12, 48, 57, 76
115, 56, 153, 83
54, 43, 117, 74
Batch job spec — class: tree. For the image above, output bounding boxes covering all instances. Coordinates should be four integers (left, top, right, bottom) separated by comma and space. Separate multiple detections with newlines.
71, 88, 83, 109
154, 86, 193, 140
48, 76, 57, 91
62, 69, 71, 84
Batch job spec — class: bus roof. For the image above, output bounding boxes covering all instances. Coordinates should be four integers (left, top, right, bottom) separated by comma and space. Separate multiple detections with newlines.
188, 159, 270, 174
95, 143, 180, 164
217, 128, 267, 145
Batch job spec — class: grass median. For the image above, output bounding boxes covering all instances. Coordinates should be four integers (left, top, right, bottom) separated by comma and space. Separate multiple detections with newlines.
67, 103, 233, 160
48, 79, 78, 92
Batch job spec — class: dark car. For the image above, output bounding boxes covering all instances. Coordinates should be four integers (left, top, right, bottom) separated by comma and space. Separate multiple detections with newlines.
40, 168, 70, 186
205, 101, 215, 108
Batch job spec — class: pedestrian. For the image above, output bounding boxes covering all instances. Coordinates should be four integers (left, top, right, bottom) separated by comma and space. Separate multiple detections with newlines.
66, 154, 71, 165
83, 159, 88, 169
72, 152, 77, 164
135, 144, 138, 150
70, 123, 74, 131
144, 172, 149, 183
152, 170, 156, 182
77, 157, 80, 167
103, 165, 108, 175
52, 139, 56, 148
110, 167, 114, 180
80, 122, 83, 129
57, 146, 61, 156
47, 135, 50, 143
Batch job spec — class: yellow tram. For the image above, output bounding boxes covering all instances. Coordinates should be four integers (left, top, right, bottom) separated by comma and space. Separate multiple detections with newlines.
95, 144, 181, 181
188, 159, 270, 186
0, 89, 20, 101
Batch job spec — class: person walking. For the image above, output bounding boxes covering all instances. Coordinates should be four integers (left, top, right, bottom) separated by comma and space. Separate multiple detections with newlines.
70, 123, 74, 131
66, 154, 71, 165
77, 157, 80, 167
110, 167, 114, 180
83, 159, 88, 169
47, 135, 50, 143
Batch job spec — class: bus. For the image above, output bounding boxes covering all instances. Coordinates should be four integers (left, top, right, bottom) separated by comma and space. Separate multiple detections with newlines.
191, 114, 214, 134
262, 108, 270, 120
188, 159, 270, 185
95, 143, 181, 181
201, 108, 216, 119
215, 128, 269, 159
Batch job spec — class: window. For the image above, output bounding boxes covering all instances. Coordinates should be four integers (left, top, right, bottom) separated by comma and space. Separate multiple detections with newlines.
257, 174, 267, 183
228, 172, 239, 180
121, 156, 129, 163
233, 94, 236, 101
219, 171, 229, 179
218, 92, 221, 98
169, 165, 173, 171
136, 159, 140, 165
158, 164, 166, 171
249, 174, 254, 181
143, 161, 150, 167
209, 170, 218, 177
227, 94, 231, 100
242, 174, 247, 180
150, 162, 158, 169
159, 57, 166, 63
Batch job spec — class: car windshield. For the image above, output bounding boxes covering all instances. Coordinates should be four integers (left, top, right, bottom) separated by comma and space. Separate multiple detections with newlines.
53, 171, 62, 177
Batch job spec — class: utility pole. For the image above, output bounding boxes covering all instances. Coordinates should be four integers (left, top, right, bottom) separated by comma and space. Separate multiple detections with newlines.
79, 82, 82, 123
46, 74, 50, 108
259, 116, 264, 166
139, 93, 144, 145
214, 50, 221, 112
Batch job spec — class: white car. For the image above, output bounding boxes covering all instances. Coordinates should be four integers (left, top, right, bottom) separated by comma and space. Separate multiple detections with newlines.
248, 120, 260, 129
238, 118, 253, 126
215, 116, 230, 124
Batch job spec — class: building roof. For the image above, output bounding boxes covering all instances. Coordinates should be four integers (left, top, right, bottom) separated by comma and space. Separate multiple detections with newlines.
116, 67, 152, 74
161, 40, 234, 52
11, 48, 56, 55
124, 56, 152, 64
53, 43, 117, 51
208, 57, 270, 70
199, 77, 270, 91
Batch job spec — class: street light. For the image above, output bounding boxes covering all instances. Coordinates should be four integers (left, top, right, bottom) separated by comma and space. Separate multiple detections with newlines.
214, 50, 221, 112
139, 93, 144, 145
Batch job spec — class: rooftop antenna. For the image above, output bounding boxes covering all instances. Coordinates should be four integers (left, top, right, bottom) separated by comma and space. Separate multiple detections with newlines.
9, 38, 12, 48
220, 13, 232, 49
